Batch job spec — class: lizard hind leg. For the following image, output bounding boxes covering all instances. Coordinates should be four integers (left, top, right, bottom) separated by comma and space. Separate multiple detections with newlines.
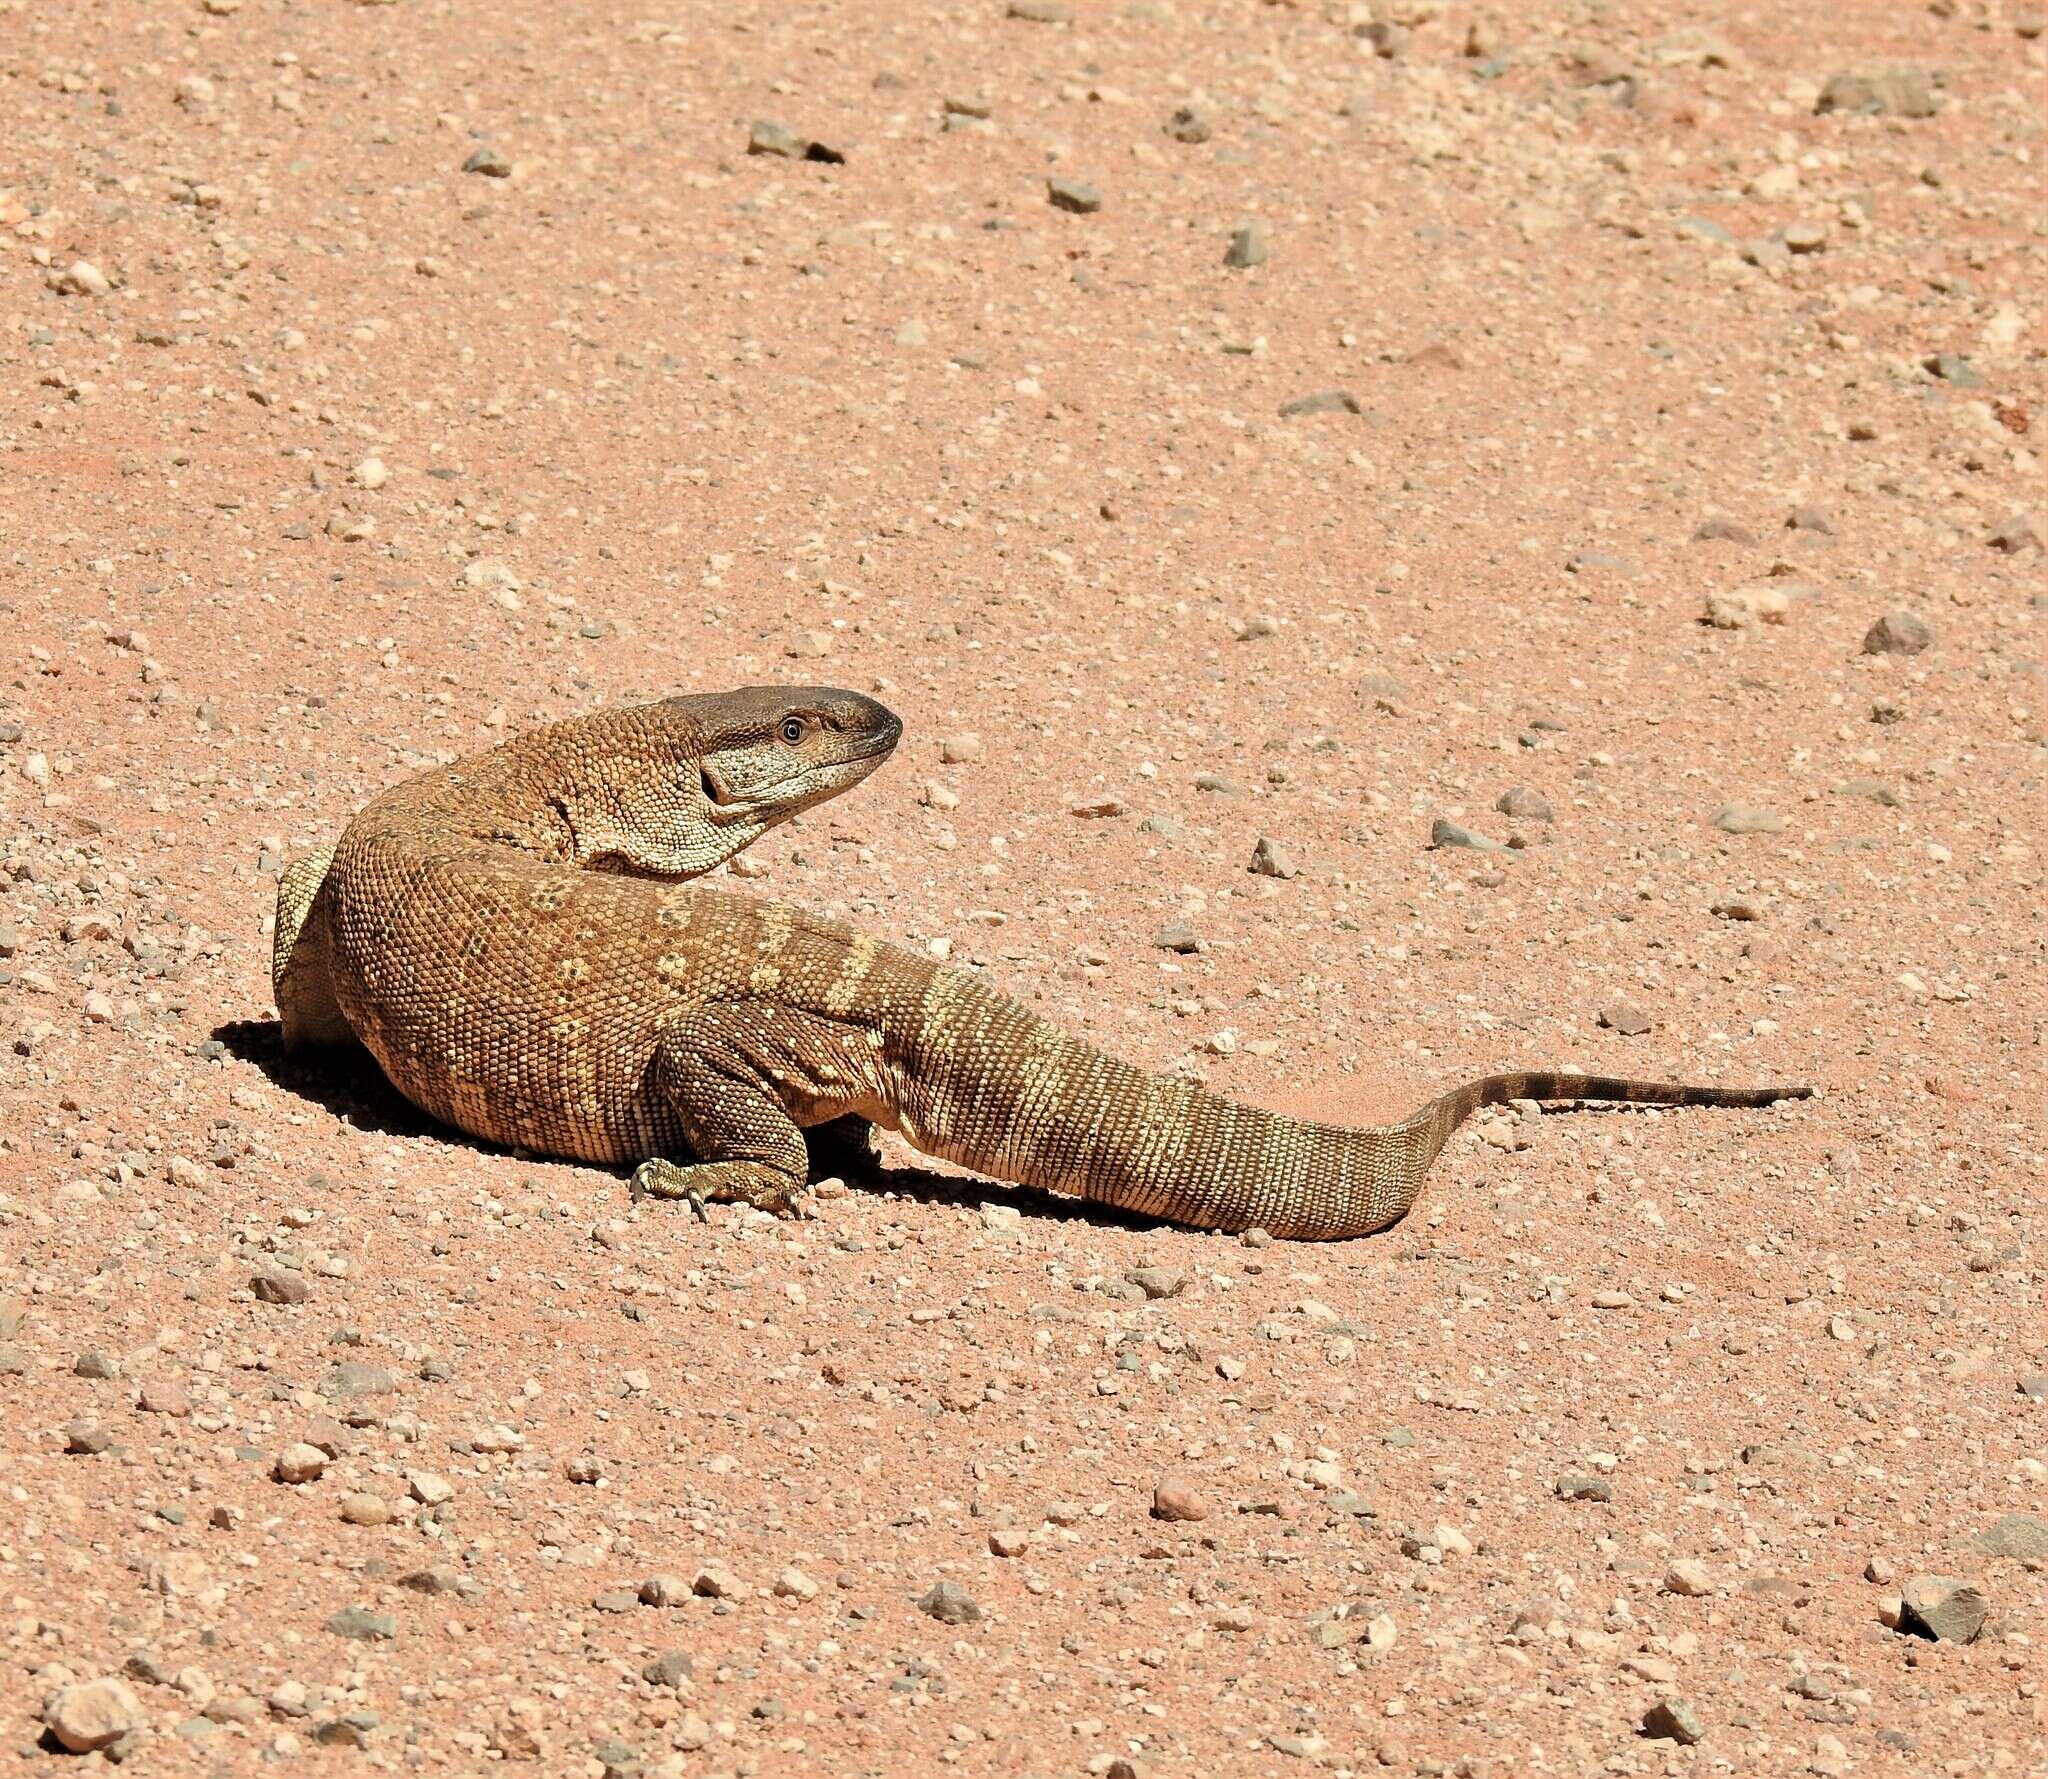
636, 1005, 874, 1221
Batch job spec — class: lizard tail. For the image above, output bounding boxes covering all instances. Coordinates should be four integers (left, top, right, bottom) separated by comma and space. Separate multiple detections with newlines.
272, 845, 359, 1051
1387, 1071, 1813, 1217
890, 972, 1812, 1241
1039, 1061, 1808, 1242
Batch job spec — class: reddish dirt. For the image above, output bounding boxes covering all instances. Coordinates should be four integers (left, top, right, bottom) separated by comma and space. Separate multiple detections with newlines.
2, 1, 2043, 1774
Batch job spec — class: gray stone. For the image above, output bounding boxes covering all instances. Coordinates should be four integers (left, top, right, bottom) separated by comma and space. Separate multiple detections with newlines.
252, 1269, 310, 1305
1675, 215, 1735, 245
1165, 106, 1210, 144
1430, 818, 1502, 852
1126, 1267, 1185, 1300
1047, 176, 1101, 215
1986, 515, 2041, 555
1598, 1003, 1652, 1037
1555, 1474, 1611, 1502
639, 1574, 690, 1607
748, 120, 805, 158
1224, 223, 1270, 269
1495, 786, 1552, 822
74, 1350, 120, 1378
399, 1565, 480, 1599
1692, 516, 1756, 544
1976, 1514, 2048, 1561
1862, 609, 1933, 656
1249, 836, 1299, 879
1817, 70, 1938, 118
1566, 549, 1636, 577
325, 1606, 396, 1642
1642, 1696, 1706, 1745
642, 1650, 694, 1688
1711, 804, 1785, 836
918, 1580, 982, 1624
66, 1418, 113, 1455
1926, 353, 1982, 388
1898, 1575, 1986, 1643
461, 145, 511, 178
1787, 505, 1834, 534
1153, 922, 1201, 954
321, 1361, 396, 1400
1278, 389, 1361, 418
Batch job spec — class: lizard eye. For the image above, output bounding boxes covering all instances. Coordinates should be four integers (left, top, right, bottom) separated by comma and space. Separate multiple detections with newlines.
779, 716, 807, 745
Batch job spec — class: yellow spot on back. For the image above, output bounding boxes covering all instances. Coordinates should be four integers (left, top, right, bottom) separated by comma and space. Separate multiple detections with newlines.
756, 904, 795, 961
824, 932, 879, 1016
557, 956, 589, 984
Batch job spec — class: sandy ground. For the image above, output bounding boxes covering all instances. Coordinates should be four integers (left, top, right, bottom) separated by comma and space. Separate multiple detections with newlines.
2, 0, 2044, 1773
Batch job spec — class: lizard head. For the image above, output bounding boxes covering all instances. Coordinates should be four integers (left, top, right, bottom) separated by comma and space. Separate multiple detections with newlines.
558, 686, 902, 879
692, 686, 904, 830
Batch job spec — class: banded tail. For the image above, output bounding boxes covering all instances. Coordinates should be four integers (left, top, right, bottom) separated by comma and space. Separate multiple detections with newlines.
891, 974, 1813, 1241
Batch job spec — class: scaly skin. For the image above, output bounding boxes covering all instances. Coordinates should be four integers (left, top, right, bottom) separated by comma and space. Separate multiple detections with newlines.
277, 689, 1812, 1239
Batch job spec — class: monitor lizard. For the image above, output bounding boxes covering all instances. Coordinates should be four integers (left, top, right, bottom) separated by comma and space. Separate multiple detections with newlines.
273, 686, 1811, 1240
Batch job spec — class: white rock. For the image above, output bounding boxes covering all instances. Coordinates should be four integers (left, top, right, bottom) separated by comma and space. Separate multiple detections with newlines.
1664, 1558, 1715, 1597
44, 1678, 145, 1753
773, 1566, 819, 1600
56, 260, 112, 297
273, 1442, 326, 1484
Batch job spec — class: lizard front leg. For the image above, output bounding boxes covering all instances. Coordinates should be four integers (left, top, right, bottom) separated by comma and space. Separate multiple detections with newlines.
633, 1005, 877, 1219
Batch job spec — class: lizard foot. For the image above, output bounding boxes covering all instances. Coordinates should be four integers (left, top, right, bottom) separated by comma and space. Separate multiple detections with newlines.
629, 1158, 808, 1221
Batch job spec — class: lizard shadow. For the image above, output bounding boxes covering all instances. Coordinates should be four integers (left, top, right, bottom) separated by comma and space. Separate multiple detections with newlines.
212, 1019, 1157, 1237
837, 1157, 1166, 1238
211, 1018, 446, 1144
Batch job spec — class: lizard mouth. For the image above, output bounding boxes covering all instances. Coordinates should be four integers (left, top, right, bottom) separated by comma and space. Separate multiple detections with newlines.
700, 733, 896, 813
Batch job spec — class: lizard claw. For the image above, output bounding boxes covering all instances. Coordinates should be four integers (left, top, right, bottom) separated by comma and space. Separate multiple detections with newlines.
630, 1158, 801, 1222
